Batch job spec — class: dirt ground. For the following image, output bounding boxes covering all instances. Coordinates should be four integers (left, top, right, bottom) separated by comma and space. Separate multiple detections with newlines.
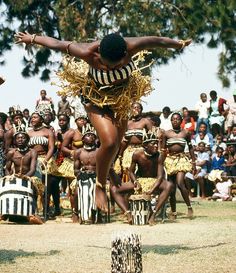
0, 200, 236, 273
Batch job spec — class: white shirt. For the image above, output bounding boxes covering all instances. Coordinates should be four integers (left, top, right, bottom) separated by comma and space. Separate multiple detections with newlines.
159, 113, 172, 131
195, 99, 210, 119
226, 98, 236, 115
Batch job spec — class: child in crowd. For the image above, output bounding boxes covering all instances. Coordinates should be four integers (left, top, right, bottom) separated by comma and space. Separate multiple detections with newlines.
208, 147, 226, 183
211, 172, 232, 201
227, 124, 236, 143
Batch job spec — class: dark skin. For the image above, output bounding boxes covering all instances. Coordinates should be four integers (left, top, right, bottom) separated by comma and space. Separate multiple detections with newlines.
5, 134, 37, 177
119, 102, 152, 156
4, 133, 43, 224
57, 96, 70, 115
74, 134, 97, 176
163, 113, 196, 218
4, 114, 24, 153
185, 142, 208, 198
61, 117, 87, 157
129, 140, 174, 225
73, 133, 98, 223
28, 113, 55, 163
15, 31, 191, 212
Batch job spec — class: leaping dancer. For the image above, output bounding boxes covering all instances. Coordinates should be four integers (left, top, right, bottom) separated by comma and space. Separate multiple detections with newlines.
15, 30, 191, 213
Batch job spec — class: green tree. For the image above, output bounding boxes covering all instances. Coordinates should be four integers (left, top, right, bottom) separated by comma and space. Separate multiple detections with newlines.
0, 0, 235, 87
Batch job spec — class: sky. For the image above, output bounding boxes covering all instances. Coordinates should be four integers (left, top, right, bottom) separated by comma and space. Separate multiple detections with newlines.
0, 42, 235, 114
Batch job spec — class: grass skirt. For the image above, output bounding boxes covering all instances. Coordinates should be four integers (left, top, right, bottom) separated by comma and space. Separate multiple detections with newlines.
137, 177, 157, 193
54, 51, 153, 122
164, 153, 192, 176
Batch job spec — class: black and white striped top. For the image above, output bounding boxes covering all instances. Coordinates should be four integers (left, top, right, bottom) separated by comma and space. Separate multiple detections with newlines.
125, 129, 144, 138
166, 137, 187, 147
89, 60, 136, 85
28, 136, 48, 147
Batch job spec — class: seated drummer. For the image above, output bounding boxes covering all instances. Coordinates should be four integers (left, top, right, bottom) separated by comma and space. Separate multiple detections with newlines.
4, 130, 43, 224
129, 129, 174, 225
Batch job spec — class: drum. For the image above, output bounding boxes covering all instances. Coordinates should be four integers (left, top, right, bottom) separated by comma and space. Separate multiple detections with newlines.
129, 194, 151, 225
0, 176, 34, 220
77, 172, 97, 223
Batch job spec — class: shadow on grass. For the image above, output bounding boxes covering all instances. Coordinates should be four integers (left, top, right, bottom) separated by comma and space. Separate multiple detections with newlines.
0, 249, 60, 264
142, 242, 226, 255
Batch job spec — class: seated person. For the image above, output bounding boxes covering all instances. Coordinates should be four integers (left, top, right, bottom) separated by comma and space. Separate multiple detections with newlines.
3, 130, 43, 224
208, 147, 226, 183
224, 143, 236, 177
185, 142, 209, 198
129, 129, 174, 225
212, 134, 227, 156
191, 121, 214, 152
227, 124, 236, 146
211, 172, 232, 201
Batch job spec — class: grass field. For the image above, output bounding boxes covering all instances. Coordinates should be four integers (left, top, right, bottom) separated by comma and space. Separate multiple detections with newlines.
0, 200, 235, 273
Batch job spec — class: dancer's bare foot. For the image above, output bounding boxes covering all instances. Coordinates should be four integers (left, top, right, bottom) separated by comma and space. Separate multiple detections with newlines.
110, 205, 115, 214
148, 209, 158, 226
187, 207, 194, 219
168, 211, 177, 221
72, 211, 79, 223
95, 185, 108, 213
28, 215, 43, 225
148, 215, 156, 226
124, 210, 132, 225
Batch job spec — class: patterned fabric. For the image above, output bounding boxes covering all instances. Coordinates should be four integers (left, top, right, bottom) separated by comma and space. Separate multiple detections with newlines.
77, 171, 97, 221
56, 51, 152, 122
166, 137, 187, 147
124, 129, 144, 139
89, 60, 136, 85
164, 153, 192, 176
28, 136, 48, 147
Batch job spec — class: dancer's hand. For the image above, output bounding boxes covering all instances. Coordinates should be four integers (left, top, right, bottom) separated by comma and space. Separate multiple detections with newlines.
184, 39, 192, 47
178, 39, 192, 49
14, 31, 32, 44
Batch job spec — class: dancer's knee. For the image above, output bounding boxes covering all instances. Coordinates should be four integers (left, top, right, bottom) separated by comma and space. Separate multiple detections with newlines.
101, 137, 119, 153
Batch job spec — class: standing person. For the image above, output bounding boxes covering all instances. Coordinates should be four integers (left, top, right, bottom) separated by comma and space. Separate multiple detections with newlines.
185, 142, 210, 199
27, 111, 55, 218
159, 106, 172, 131
60, 113, 87, 213
43, 109, 56, 133
4, 130, 43, 224
15, 30, 191, 212
57, 95, 71, 115
0, 112, 7, 177
23, 108, 30, 129
163, 112, 196, 218
195, 93, 210, 133
209, 90, 227, 138
181, 107, 195, 136
116, 102, 152, 181
35, 89, 55, 114
50, 113, 71, 216
4, 110, 26, 153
